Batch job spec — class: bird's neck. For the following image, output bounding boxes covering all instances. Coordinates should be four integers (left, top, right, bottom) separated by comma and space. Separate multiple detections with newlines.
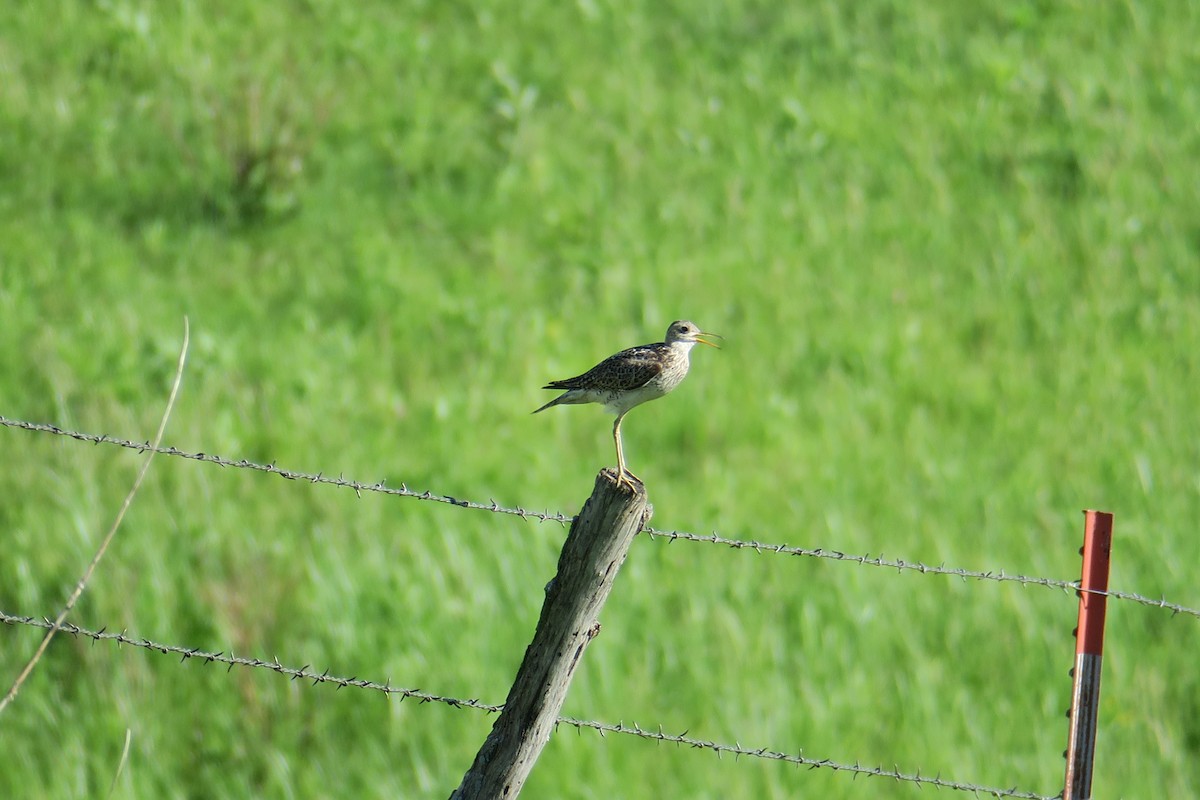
669, 340, 697, 357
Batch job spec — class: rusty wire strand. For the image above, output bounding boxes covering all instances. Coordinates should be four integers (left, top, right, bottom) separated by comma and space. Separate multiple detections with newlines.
3, 415, 1197, 621
0, 610, 1060, 800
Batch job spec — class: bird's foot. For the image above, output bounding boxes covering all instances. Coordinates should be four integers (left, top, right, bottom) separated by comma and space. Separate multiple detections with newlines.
614, 466, 643, 491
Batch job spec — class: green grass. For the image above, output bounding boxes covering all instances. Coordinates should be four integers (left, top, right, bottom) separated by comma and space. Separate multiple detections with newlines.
2, 0, 1199, 797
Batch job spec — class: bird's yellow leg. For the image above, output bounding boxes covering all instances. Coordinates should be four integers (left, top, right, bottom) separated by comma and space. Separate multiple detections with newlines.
612, 413, 639, 488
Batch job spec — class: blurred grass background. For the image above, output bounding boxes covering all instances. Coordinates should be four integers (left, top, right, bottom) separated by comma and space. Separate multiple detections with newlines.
2, 0, 1198, 797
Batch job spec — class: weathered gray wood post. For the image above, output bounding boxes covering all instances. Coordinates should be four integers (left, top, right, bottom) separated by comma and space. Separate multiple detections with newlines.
450, 469, 651, 799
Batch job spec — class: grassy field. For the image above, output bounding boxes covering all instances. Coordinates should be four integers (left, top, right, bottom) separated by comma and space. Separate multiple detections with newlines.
2, 1, 1199, 797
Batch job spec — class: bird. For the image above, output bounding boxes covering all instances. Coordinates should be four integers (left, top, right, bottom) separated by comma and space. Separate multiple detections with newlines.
534, 320, 720, 489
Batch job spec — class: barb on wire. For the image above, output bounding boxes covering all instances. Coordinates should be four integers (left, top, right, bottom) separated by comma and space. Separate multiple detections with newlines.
3, 415, 1198, 621
0, 610, 1060, 800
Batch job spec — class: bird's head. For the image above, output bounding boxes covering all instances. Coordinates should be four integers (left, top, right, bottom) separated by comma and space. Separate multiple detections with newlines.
665, 320, 721, 348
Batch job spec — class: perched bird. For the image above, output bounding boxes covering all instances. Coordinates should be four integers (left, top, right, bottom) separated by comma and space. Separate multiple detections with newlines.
534, 320, 720, 488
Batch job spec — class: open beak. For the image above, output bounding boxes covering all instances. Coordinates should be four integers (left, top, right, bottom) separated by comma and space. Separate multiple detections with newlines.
694, 331, 723, 349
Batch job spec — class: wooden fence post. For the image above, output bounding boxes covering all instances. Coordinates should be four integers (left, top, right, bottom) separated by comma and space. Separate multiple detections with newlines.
1063, 510, 1114, 800
450, 469, 651, 799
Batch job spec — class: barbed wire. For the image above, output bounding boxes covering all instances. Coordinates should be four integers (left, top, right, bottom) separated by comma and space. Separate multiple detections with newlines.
0, 416, 574, 524
0, 609, 500, 709
0, 610, 1060, 800
640, 525, 1200, 619
3, 415, 1198, 621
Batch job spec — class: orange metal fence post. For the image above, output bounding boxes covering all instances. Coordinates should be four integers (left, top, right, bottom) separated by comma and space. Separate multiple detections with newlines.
1062, 510, 1113, 800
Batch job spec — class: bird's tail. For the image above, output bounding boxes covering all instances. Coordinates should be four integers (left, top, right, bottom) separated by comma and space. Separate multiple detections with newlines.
533, 390, 586, 414
532, 394, 566, 414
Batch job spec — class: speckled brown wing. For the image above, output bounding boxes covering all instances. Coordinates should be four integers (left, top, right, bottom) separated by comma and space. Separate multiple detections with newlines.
542, 343, 667, 392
